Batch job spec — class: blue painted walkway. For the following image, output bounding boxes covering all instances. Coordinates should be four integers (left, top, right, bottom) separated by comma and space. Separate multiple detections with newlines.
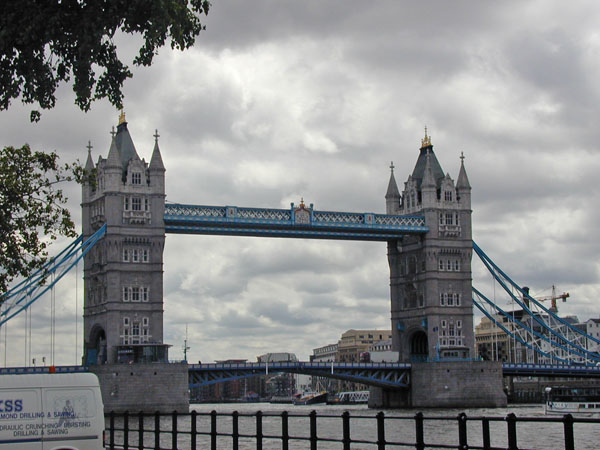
164, 203, 428, 240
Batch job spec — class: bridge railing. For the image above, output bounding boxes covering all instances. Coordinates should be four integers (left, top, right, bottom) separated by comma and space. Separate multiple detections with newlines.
188, 361, 412, 370
104, 409, 591, 450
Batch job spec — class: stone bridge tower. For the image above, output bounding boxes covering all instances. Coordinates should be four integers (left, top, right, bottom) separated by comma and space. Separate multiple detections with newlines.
385, 129, 473, 363
372, 130, 505, 409
81, 113, 167, 366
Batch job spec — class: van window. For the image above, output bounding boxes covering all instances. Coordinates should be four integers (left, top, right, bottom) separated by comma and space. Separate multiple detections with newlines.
43, 388, 97, 420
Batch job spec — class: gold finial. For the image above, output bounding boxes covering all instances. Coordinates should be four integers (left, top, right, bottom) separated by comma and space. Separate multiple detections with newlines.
118, 109, 126, 125
421, 126, 432, 148
299, 197, 305, 208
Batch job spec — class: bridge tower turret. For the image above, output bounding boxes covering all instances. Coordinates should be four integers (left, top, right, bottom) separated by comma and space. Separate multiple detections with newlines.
81, 113, 167, 366
387, 129, 474, 363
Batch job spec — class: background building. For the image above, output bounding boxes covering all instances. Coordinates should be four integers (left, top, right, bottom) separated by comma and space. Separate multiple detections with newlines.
337, 329, 392, 363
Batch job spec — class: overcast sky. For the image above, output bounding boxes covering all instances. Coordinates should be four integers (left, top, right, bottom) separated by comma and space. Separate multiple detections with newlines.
1, 1, 599, 367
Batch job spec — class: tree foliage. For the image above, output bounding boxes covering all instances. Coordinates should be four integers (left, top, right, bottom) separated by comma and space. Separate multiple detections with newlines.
0, 144, 91, 296
0, 0, 211, 121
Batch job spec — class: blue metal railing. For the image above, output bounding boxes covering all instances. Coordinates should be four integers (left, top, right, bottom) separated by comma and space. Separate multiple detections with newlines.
164, 203, 428, 240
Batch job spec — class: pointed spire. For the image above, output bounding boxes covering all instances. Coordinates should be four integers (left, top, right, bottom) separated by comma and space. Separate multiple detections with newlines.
115, 121, 140, 169
106, 131, 122, 168
457, 152, 471, 189
149, 129, 165, 171
85, 141, 95, 171
421, 149, 436, 189
385, 161, 400, 199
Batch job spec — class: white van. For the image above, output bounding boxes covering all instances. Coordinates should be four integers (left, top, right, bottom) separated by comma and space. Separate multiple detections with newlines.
0, 372, 105, 449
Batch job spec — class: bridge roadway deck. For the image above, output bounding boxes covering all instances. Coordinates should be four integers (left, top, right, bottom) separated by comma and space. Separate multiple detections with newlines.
163, 203, 428, 240
502, 362, 600, 377
3, 362, 600, 384
189, 361, 600, 388
188, 361, 412, 389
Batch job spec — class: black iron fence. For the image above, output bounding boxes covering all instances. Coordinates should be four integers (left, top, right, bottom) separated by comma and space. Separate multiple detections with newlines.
104, 410, 598, 450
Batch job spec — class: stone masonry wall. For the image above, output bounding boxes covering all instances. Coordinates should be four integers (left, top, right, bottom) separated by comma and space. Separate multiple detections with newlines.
410, 361, 507, 408
369, 361, 507, 408
90, 363, 189, 413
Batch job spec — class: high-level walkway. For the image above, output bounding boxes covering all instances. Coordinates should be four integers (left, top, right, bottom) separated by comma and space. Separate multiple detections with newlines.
164, 203, 428, 240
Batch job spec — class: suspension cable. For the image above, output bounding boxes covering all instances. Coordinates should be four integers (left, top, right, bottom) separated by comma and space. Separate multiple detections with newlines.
474, 241, 600, 346
75, 261, 78, 365
473, 241, 600, 359
51, 273, 56, 366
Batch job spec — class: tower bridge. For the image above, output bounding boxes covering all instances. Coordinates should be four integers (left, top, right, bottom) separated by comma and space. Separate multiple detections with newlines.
3, 115, 597, 412
77, 116, 506, 410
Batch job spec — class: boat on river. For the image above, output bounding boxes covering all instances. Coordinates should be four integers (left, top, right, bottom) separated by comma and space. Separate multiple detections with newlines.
292, 391, 328, 405
544, 386, 600, 416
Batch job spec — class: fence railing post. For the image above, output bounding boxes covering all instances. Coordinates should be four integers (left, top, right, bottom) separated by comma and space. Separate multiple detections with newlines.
232, 411, 239, 450
457, 413, 467, 450
415, 412, 424, 450
256, 410, 263, 450
281, 411, 289, 450
211, 410, 217, 450
191, 410, 197, 450
154, 411, 160, 450
376, 411, 385, 450
172, 410, 178, 450
482, 417, 491, 450
342, 411, 351, 450
138, 411, 144, 450
310, 410, 317, 450
506, 413, 518, 450
109, 411, 115, 450
563, 414, 575, 450
123, 411, 129, 450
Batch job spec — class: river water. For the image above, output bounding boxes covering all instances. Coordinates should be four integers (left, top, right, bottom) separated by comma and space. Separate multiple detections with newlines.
109, 403, 599, 449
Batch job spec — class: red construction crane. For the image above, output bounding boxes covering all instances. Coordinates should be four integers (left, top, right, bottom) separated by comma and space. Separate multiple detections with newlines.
536, 285, 569, 313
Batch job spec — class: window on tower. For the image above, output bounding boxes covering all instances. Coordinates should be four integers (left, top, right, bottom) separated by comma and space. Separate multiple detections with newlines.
131, 197, 141, 211
132, 172, 141, 184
